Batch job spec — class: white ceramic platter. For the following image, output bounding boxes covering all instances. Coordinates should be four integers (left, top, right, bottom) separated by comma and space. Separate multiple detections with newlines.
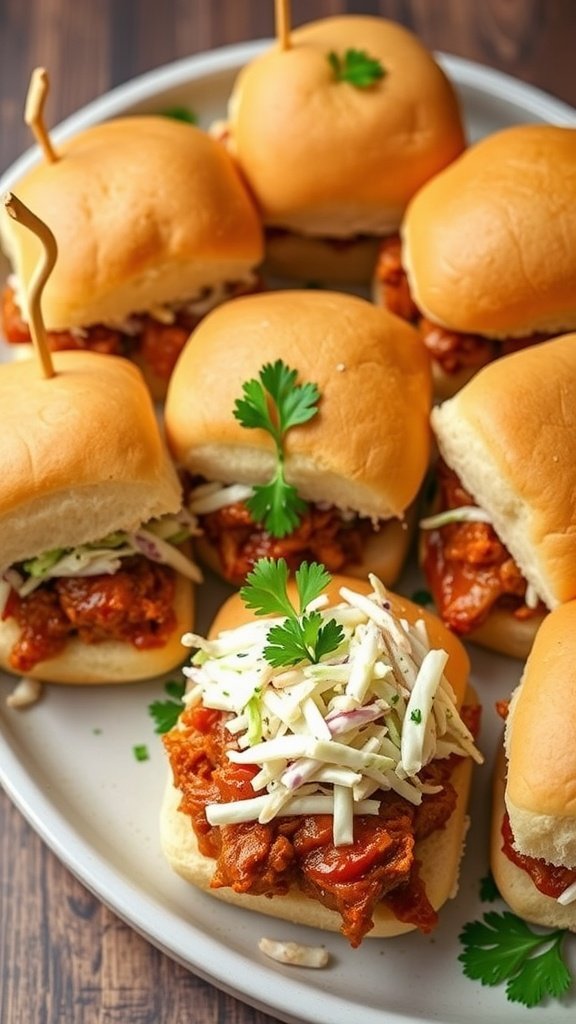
1, 41, 576, 1024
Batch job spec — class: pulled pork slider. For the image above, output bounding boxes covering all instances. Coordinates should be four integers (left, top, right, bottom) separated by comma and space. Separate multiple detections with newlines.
162, 567, 482, 945
492, 602, 576, 930
218, 15, 465, 284
420, 334, 576, 659
373, 125, 576, 398
165, 290, 432, 586
0, 351, 201, 683
0, 117, 263, 398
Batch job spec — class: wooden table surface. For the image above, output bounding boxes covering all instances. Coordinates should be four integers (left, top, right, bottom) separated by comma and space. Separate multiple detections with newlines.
1, 2, 575, 1022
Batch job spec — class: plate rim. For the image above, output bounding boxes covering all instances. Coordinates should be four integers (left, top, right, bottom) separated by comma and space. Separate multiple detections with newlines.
1, 38, 575, 1024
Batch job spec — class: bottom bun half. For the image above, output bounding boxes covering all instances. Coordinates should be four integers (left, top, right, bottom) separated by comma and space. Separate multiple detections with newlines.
197, 509, 416, 590
463, 606, 545, 661
160, 688, 476, 939
263, 230, 381, 286
0, 572, 194, 685
491, 746, 576, 932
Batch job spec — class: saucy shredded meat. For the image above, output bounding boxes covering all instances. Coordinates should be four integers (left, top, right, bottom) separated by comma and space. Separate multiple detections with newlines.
2, 557, 176, 672
164, 704, 478, 946
421, 460, 542, 634
200, 500, 369, 586
1, 280, 259, 382
501, 813, 576, 899
374, 235, 552, 375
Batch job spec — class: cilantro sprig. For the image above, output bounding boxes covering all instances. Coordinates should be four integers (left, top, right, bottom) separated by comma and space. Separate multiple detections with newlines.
240, 558, 344, 668
459, 911, 572, 1008
233, 360, 320, 538
161, 105, 198, 124
327, 49, 386, 88
148, 678, 186, 734
479, 870, 500, 903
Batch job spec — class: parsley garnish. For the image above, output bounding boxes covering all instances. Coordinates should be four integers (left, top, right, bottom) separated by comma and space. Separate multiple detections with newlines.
133, 744, 150, 762
479, 870, 500, 903
411, 588, 433, 607
148, 678, 186, 734
459, 911, 572, 1007
410, 708, 422, 724
233, 360, 320, 537
240, 558, 344, 667
161, 106, 198, 124
327, 49, 386, 88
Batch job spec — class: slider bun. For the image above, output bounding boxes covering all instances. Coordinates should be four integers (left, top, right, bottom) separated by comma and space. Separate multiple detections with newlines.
166, 290, 432, 521
431, 334, 576, 611
491, 746, 576, 931
0, 351, 182, 567
196, 503, 417, 589
455, 606, 545, 662
504, 603, 576, 866
402, 125, 576, 337
227, 16, 465, 237
0, 117, 263, 331
0, 570, 194, 685
161, 577, 474, 935
161, 751, 472, 937
263, 230, 381, 286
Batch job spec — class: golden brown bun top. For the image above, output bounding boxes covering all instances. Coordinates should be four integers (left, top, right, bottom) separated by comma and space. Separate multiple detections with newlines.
431, 333, 576, 610
227, 16, 465, 235
165, 290, 432, 520
506, 602, 576, 820
403, 125, 576, 337
504, 602, 576, 868
1, 117, 263, 330
0, 351, 182, 567
210, 574, 470, 705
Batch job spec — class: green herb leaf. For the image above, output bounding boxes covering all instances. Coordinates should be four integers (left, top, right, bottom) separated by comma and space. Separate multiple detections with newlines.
133, 744, 150, 762
410, 708, 422, 724
247, 474, 307, 539
240, 558, 295, 619
233, 360, 320, 538
294, 562, 333, 614
328, 48, 386, 88
241, 558, 343, 668
148, 678, 186, 734
459, 911, 572, 1007
479, 870, 500, 902
265, 617, 310, 667
411, 588, 433, 607
161, 105, 198, 124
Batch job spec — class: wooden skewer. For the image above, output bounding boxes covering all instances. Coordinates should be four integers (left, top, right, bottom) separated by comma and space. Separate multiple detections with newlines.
4, 193, 57, 379
275, 0, 291, 51
24, 67, 59, 164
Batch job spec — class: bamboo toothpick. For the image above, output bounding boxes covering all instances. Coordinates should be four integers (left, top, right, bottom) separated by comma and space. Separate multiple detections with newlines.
4, 193, 57, 379
24, 67, 59, 164
275, 0, 291, 51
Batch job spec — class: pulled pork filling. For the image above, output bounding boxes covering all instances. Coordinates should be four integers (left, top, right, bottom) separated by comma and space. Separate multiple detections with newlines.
1, 556, 176, 672
422, 460, 543, 634
501, 813, 576, 900
164, 704, 480, 946
374, 235, 552, 376
1, 279, 258, 382
198, 500, 371, 587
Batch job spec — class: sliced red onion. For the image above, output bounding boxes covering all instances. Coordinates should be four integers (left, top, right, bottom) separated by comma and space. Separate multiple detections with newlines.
281, 757, 319, 791
4, 568, 24, 592
325, 703, 385, 735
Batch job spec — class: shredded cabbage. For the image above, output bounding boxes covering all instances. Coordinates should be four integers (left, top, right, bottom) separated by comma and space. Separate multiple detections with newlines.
184, 577, 483, 846
2, 511, 202, 596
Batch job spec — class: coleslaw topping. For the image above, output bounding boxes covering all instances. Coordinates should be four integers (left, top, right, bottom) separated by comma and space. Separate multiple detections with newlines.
1, 511, 202, 597
181, 568, 483, 846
